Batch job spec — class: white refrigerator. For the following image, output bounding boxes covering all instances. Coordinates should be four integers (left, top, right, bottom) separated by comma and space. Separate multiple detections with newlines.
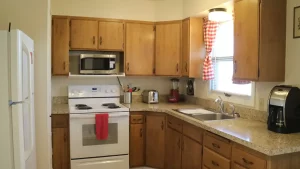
0, 30, 36, 169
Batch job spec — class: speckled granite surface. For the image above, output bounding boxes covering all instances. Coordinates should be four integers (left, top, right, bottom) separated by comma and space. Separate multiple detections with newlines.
124, 102, 300, 156
51, 100, 300, 156
52, 104, 69, 114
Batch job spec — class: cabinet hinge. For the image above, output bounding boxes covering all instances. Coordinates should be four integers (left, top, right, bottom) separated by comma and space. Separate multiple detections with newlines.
153, 26, 156, 31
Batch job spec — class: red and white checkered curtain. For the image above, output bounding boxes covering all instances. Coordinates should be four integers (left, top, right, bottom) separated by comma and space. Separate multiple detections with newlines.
203, 18, 219, 80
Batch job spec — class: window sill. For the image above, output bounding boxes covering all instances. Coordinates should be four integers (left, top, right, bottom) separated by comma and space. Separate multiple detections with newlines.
207, 83, 256, 108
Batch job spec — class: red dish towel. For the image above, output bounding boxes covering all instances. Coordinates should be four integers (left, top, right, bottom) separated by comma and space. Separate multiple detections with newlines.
95, 114, 109, 140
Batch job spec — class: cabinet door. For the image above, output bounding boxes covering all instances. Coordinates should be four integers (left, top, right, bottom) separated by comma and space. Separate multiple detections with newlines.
182, 19, 190, 76
125, 23, 155, 75
70, 20, 98, 50
52, 128, 70, 169
233, 0, 259, 80
145, 114, 165, 168
130, 124, 144, 167
232, 163, 247, 169
155, 22, 181, 76
165, 128, 182, 169
98, 21, 124, 51
182, 136, 202, 169
52, 18, 69, 75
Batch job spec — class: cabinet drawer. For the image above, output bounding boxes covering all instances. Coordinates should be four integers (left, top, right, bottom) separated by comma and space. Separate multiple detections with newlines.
183, 122, 203, 143
204, 132, 231, 158
203, 147, 230, 169
203, 165, 209, 169
52, 114, 69, 128
130, 115, 144, 124
167, 115, 183, 132
232, 147, 266, 169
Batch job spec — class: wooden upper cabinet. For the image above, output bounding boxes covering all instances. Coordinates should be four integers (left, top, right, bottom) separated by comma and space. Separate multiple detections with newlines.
145, 114, 165, 169
182, 18, 205, 78
70, 19, 98, 50
182, 136, 203, 169
165, 127, 182, 169
52, 18, 69, 76
98, 21, 124, 51
130, 124, 144, 167
233, 0, 286, 82
155, 22, 181, 76
125, 23, 155, 75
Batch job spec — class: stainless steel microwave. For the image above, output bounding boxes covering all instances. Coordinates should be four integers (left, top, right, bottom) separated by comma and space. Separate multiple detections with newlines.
79, 54, 117, 74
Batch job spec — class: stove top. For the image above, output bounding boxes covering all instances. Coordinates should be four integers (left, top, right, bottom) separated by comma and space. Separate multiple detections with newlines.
68, 85, 129, 114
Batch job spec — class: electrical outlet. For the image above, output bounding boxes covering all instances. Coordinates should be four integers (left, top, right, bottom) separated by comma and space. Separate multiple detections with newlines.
259, 98, 265, 111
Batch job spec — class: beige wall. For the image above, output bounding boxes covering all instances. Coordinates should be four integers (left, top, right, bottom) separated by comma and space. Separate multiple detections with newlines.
183, 0, 230, 17
0, 0, 52, 169
51, 0, 184, 21
52, 76, 186, 96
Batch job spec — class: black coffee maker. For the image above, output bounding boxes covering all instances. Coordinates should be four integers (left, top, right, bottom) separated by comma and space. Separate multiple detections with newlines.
268, 85, 300, 134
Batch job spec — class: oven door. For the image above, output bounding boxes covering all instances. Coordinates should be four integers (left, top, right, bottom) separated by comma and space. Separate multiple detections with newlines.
70, 112, 129, 159
80, 55, 116, 74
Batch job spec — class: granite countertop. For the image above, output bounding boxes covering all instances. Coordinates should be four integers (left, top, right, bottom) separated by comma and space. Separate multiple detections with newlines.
52, 102, 300, 156
52, 104, 69, 114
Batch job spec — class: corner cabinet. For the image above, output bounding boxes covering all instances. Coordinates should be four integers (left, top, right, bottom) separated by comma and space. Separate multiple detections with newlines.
233, 0, 286, 82
182, 17, 205, 78
125, 22, 155, 75
52, 17, 70, 76
155, 21, 182, 76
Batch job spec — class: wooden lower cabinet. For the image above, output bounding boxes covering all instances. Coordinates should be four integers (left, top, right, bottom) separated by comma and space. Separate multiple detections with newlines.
145, 114, 165, 168
182, 136, 202, 169
52, 114, 70, 169
130, 124, 144, 167
203, 147, 230, 169
165, 127, 182, 169
232, 163, 247, 169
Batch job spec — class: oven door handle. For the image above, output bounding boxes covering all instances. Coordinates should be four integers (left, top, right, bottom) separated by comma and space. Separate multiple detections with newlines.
70, 114, 129, 119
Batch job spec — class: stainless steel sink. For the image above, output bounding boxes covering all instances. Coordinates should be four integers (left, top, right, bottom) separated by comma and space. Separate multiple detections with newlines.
191, 113, 235, 121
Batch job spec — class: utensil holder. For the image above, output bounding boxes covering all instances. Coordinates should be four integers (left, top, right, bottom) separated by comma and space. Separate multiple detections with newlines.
124, 92, 132, 104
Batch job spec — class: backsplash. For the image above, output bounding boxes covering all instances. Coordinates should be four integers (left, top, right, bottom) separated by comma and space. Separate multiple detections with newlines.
53, 95, 268, 123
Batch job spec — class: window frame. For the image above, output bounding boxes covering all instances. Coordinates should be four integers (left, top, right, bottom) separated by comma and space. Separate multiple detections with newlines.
207, 20, 255, 106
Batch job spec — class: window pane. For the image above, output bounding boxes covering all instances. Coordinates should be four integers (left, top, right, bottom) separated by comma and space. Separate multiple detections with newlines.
211, 20, 252, 96
213, 21, 234, 57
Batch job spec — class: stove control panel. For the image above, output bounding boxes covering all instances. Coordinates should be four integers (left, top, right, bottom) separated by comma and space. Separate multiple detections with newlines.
68, 85, 120, 98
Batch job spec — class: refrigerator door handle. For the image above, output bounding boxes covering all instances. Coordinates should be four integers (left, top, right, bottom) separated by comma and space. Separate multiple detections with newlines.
9, 97, 29, 106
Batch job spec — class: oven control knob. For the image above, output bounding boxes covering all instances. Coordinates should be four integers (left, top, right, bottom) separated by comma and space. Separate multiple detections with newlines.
105, 89, 110, 93
111, 89, 116, 93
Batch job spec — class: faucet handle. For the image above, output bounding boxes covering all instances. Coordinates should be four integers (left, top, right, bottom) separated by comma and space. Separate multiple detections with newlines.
229, 104, 235, 115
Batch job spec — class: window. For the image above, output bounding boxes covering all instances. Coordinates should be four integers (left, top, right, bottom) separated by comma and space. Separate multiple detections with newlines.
210, 20, 252, 96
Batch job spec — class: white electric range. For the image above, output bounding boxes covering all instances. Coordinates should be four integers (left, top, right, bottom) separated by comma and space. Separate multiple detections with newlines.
68, 85, 129, 169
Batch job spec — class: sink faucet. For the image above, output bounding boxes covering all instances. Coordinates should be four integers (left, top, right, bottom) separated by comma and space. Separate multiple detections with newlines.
215, 96, 224, 114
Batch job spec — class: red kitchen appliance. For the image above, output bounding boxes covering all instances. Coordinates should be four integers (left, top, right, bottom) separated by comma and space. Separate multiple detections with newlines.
168, 78, 180, 103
